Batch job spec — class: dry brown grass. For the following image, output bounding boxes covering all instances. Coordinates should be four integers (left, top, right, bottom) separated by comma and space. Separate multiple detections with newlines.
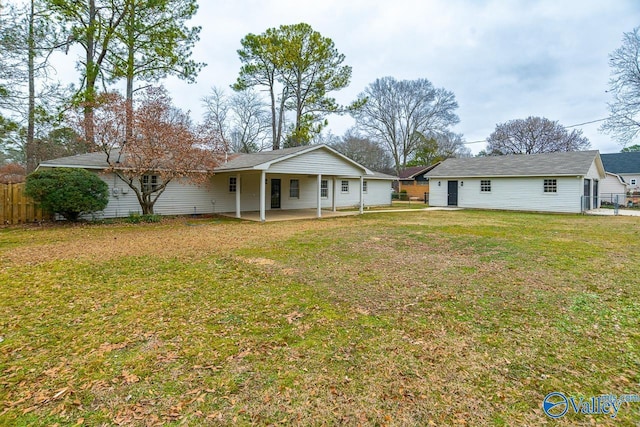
1, 211, 639, 425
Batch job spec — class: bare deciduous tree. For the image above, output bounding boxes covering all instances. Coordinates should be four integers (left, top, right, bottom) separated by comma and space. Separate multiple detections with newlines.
601, 27, 640, 145
329, 128, 394, 174
351, 76, 459, 176
202, 87, 270, 154
487, 116, 590, 155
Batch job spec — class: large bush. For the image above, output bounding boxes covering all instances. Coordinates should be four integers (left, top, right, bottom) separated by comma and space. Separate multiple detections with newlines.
25, 168, 109, 221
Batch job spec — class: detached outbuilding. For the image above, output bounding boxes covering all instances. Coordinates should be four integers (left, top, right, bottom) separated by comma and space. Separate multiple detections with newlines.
425, 150, 605, 213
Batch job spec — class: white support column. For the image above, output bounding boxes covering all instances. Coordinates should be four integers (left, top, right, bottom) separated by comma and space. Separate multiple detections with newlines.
259, 170, 266, 222
332, 178, 338, 212
317, 174, 322, 218
235, 174, 241, 218
359, 176, 364, 214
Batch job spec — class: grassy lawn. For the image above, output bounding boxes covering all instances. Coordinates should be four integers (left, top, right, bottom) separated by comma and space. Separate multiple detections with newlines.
1, 210, 639, 425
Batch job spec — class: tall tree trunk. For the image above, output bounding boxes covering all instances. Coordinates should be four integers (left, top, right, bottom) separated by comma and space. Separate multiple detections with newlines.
125, 0, 134, 143
83, 0, 97, 147
269, 85, 279, 150
26, 0, 36, 172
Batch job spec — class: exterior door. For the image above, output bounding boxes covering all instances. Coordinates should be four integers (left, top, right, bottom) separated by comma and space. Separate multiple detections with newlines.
593, 180, 599, 209
271, 178, 281, 209
447, 181, 458, 206
583, 178, 591, 210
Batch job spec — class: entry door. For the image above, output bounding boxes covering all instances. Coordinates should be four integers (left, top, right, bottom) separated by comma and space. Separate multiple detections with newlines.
583, 178, 591, 210
271, 178, 281, 209
447, 181, 458, 206
593, 180, 599, 208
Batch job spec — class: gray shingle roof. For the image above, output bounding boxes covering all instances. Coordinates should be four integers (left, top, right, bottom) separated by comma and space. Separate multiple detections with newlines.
214, 145, 311, 171
37, 145, 400, 179
426, 150, 601, 178
600, 152, 640, 174
39, 151, 114, 169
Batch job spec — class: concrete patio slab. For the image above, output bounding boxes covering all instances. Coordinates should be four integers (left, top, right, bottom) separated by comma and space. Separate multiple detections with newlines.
219, 209, 359, 222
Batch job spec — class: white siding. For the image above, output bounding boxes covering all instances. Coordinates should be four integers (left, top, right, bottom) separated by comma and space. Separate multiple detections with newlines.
620, 174, 640, 193
210, 173, 393, 212
600, 173, 627, 204
429, 176, 585, 213
364, 180, 394, 206
96, 172, 215, 218
268, 150, 365, 176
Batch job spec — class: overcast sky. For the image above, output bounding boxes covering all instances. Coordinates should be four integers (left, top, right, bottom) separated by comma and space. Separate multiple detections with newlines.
160, 0, 640, 154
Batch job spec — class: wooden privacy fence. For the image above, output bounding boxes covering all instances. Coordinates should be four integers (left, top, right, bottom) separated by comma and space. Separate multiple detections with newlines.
1, 183, 50, 225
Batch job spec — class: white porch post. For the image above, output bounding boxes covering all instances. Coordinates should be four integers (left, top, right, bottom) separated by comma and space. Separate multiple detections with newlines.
235, 174, 241, 218
359, 176, 364, 214
332, 178, 338, 212
259, 170, 266, 222
317, 174, 322, 218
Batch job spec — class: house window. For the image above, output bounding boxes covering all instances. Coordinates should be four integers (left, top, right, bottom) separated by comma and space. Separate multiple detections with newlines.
480, 180, 491, 192
363, 180, 368, 193
341, 180, 349, 193
289, 179, 299, 198
142, 174, 160, 192
544, 179, 557, 193
321, 180, 328, 198
631, 179, 637, 185
229, 176, 237, 193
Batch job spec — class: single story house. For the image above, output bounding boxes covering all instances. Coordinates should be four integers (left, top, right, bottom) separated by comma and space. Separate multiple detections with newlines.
601, 152, 640, 194
38, 144, 396, 221
425, 150, 605, 214
397, 163, 440, 201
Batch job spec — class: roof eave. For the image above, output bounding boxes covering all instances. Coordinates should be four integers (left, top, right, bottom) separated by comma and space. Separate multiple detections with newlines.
427, 173, 588, 179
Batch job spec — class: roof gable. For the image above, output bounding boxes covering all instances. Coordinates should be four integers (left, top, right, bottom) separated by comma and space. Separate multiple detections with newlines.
399, 163, 440, 179
426, 151, 603, 178
214, 144, 372, 175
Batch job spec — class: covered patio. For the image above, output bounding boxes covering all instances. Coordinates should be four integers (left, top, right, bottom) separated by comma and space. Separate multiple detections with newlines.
212, 145, 395, 222
220, 208, 359, 222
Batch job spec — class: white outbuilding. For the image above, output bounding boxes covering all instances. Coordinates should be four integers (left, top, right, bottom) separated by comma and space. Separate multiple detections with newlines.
425, 150, 606, 214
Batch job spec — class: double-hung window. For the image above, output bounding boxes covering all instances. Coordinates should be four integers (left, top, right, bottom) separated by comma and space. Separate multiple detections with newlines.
363, 180, 368, 193
289, 179, 299, 198
321, 180, 328, 198
229, 176, 237, 193
142, 175, 160, 192
341, 180, 349, 193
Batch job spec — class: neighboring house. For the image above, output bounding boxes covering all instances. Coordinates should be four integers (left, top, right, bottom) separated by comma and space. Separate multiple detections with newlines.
600, 152, 640, 194
397, 163, 440, 201
599, 172, 628, 205
37, 144, 396, 221
426, 150, 605, 214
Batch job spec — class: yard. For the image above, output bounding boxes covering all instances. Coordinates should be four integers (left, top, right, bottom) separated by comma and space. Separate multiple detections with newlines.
1, 211, 639, 425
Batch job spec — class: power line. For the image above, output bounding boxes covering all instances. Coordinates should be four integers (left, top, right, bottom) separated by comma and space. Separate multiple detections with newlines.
463, 117, 610, 145
564, 117, 608, 128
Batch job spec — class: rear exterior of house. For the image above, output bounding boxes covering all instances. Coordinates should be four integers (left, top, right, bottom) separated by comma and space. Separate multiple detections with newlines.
37, 145, 395, 220
426, 151, 605, 214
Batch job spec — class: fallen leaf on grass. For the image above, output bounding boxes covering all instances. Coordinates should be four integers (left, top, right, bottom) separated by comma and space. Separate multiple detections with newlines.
121, 371, 140, 384
285, 311, 303, 323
